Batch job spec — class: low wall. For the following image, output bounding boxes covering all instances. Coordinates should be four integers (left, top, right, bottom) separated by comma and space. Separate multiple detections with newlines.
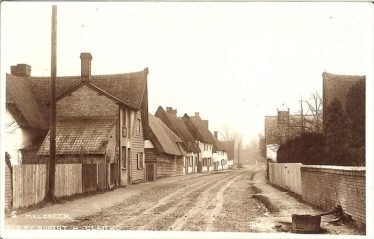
301, 165, 365, 226
269, 163, 302, 195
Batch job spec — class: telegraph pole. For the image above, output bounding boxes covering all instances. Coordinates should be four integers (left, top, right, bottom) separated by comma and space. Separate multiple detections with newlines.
48, 5, 57, 201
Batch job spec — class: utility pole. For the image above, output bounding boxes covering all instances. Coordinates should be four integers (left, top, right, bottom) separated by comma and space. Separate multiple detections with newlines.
237, 140, 242, 168
48, 5, 57, 201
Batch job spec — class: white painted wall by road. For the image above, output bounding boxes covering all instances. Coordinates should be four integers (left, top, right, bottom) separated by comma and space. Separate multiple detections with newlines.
4, 109, 23, 165
266, 144, 279, 162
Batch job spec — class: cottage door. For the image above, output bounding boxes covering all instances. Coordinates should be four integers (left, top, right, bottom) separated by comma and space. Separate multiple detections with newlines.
121, 146, 129, 185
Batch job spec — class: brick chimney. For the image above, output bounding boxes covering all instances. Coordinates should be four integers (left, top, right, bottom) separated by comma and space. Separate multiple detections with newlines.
166, 107, 177, 117
214, 131, 218, 139
80, 53, 92, 82
195, 112, 199, 117
11, 64, 31, 77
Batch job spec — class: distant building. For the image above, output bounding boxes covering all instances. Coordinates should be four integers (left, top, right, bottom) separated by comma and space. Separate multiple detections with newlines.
155, 106, 200, 174
212, 131, 228, 170
184, 112, 216, 173
264, 108, 316, 162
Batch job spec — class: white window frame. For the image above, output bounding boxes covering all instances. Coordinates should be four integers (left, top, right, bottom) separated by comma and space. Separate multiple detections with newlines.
137, 152, 144, 169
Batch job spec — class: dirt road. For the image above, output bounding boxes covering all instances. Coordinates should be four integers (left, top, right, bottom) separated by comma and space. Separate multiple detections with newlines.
67, 168, 268, 232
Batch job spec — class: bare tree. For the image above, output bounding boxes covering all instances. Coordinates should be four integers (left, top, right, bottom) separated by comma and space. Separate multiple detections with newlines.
6, 118, 20, 135
219, 124, 242, 143
304, 92, 323, 134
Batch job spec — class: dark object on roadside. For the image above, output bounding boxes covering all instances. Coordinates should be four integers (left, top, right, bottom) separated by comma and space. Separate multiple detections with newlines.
292, 214, 321, 233
292, 206, 342, 233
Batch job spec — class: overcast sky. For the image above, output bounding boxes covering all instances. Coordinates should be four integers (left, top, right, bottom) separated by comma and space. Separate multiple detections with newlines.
1, 2, 373, 144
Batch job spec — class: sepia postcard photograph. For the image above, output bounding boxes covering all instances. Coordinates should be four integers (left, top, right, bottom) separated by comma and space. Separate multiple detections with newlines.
0, 1, 373, 239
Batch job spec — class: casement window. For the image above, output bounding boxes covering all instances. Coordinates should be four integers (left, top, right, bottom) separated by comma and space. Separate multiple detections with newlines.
135, 118, 141, 134
137, 153, 144, 169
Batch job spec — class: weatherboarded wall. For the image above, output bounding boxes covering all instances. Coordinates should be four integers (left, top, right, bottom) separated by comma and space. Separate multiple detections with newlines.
10, 163, 105, 209
130, 111, 145, 183
55, 164, 82, 197
5, 163, 12, 211
156, 154, 184, 178
301, 165, 365, 226
12, 164, 47, 209
269, 163, 302, 195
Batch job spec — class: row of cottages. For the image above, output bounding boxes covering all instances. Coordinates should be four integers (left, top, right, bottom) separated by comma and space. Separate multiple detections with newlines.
5, 53, 150, 194
154, 106, 234, 174
145, 113, 186, 180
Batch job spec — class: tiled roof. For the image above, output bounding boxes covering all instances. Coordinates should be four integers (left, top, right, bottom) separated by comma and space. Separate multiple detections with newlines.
37, 118, 116, 155
154, 106, 200, 153
6, 68, 148, 130
149, 113, 185, 156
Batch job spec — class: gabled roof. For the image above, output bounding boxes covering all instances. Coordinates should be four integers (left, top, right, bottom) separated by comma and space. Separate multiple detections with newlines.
185, 114, 216, 145
213, 138, 226, 152
154, 106, 200, 153
37, 118, 116, 155
148, 113, 185, 156
5, 68, 149, 131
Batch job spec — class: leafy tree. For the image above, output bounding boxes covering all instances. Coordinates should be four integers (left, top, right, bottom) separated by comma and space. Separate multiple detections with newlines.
324, 98, 348, 164
345, 81, 365, 148
277, 132, 325, 164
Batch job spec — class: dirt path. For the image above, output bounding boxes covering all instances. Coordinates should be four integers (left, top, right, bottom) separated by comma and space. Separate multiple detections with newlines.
67, 168, 266, 231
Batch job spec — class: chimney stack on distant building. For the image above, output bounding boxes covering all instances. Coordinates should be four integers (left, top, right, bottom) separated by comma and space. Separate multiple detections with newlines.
10, 64, 31, 77
166, 107, 177, 117
80, 52, 92, 82
214, 131, 218, 139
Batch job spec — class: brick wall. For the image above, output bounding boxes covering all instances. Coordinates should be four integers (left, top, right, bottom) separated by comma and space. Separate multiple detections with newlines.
57, 85, 118, 118
301, 165, 365, 226
5, 163, 12, 211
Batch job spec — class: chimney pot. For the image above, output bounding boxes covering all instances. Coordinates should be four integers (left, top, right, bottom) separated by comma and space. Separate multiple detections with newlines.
80, 52, 92, 82
10, 64, 31, 77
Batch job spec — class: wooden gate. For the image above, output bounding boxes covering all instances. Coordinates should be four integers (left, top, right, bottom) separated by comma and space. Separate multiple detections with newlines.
82, 164, 97, 193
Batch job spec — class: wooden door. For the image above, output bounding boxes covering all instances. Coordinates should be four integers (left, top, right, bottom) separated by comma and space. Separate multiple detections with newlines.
121, 146, 129, 185
146, 163, 155, 181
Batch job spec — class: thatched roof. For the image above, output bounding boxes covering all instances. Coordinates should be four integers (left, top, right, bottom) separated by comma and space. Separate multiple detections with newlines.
37, 118, 116, 155
149, 113, 185, 156
154, 106, 200, 153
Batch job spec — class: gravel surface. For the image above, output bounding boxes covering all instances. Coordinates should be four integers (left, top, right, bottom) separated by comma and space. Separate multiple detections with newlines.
6, 165, 362, 234
66, 168, 268, 232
